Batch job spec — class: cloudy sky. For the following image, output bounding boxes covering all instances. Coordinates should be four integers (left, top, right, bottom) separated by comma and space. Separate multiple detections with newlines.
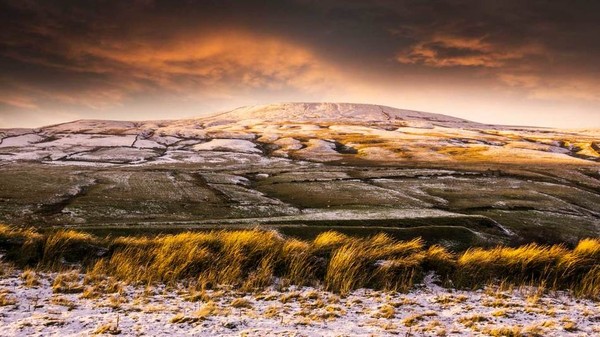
1, 0, 599, 128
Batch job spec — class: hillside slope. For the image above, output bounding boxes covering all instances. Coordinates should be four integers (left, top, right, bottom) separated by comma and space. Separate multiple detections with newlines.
0, 103, 598, 165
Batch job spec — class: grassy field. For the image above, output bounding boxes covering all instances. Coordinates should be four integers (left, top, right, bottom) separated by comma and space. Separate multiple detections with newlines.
0, 162, 598, 248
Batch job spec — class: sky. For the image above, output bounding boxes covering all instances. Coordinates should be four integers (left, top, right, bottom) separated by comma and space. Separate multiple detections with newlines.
1, 0, 599, 128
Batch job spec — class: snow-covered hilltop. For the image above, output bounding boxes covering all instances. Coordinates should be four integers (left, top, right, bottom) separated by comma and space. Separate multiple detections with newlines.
0, 103, 598, 165
203, 103, 479, 127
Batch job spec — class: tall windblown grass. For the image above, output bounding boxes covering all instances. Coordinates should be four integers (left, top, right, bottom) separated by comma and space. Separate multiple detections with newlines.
0, 225, 44, 265
0, 224, 598, 298
325, 235, 424, 294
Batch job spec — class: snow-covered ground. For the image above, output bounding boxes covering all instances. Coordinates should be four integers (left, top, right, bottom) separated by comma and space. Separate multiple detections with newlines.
193, 139, 262, 154
0, 269, 598, 336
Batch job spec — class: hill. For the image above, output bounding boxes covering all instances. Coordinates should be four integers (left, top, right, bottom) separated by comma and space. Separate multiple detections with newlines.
0, 102, 598, 165
0, 103, 598, 246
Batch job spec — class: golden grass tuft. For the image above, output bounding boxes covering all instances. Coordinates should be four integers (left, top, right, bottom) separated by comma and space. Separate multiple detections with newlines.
562, 318, 578, 332
42, 230, 98, 267
50, 296, 77, 310
94, 318, 121, 335
313, 231, 349, 251
573, 238, 600, 258
0, 224, 44, 265
281, 239, 318, 286
194, 301, 217, 319
457, 314, 488, 327
263, 305, 280, 318
325, 236, 424, 294
456, 243, 578, 290
0, 225, 598, 298
0, 292, 17, 306
375, 304, 395, 319
482, 326, 523, 337
52, 271, 84, 294
230, 298, 253, 309
402, 311, 437, 327
20, 269, 40, 287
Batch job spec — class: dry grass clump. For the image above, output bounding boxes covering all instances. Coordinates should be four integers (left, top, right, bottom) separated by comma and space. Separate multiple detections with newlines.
523, 324, 546, 337
325, 235, 425, 294
172, 300, 231, 322
183, 289, 210, 302
0, 224, 44, 265
50, 296, 77, 310
90, 230, 283, 290
263, 305, 280, 318
80, 286, 101, 299
42, 230, 99, 267
312, 231, 349, 251
456, 244, 567, 286
454, 240, 600, 296
0, 224, 103, 268
280, 239, 318, 286
433, 294, 467, 305
402, 311, 437, 327
95, 232, 214, 284
280, 291, 301, 303
94, 317, 121, 335
0, 291, 17, 306
194, 301, 218, 319
0, 225, 599, 298
577, 265, 600, 298
230, 297, 253, 309
52, 271, 84, 294
561, 319, 578, 332
573, 238, 600, 257
423, 245, 455, 280
20, 269, 39, 287
205, 230, 282, 290
482, 326, 523, 337
457, 314, 488, 328
491, 309, 510, 318
374, 304, 395, 319
170, 313, 201, 324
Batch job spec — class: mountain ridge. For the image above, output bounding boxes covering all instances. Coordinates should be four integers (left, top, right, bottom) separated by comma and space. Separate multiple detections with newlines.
2, 102, 482, 131
0, 102, 583, 131
202, 102, 479, 125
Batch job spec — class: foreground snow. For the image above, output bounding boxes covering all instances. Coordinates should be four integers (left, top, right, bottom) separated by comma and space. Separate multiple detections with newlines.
0, 270, 598, 336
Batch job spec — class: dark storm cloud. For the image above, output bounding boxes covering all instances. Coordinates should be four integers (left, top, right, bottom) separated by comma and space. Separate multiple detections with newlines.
0, 0, 598, 127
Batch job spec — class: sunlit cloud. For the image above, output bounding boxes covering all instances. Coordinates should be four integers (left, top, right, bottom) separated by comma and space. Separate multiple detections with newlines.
0, 0, 598, 128
396, 35, 543, 68
396, 33, 600, 104
2, 29, 340, 110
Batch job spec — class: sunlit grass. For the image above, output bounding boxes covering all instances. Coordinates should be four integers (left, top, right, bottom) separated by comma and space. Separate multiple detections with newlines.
0, 224, 598, 298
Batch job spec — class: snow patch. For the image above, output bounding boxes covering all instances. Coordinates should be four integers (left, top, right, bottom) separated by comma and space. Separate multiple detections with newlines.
193, 139, 261, 154
0, 134, 45, 148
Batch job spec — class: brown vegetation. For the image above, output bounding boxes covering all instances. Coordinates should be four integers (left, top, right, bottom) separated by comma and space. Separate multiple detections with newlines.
0, 225, 599, 298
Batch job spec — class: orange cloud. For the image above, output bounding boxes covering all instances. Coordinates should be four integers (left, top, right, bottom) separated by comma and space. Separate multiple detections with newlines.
396, 35, 600, 103
397, 35, 542, 68
2, 30, 344, 111
26, 30, 340, 100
